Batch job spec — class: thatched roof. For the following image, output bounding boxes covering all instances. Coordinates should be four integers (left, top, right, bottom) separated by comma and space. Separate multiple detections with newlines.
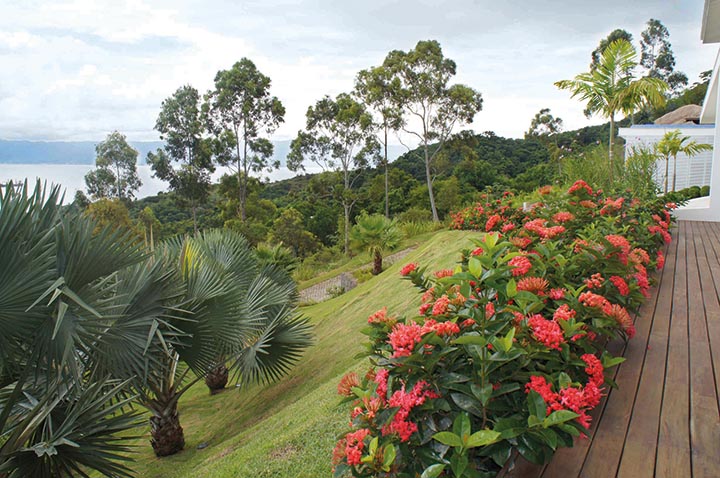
654, 104, 702, 125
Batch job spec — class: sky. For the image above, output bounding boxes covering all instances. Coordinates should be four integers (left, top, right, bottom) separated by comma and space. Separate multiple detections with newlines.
0, 0, 717, 145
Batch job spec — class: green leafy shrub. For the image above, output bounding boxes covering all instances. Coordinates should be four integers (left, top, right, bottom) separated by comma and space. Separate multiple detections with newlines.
333, 180, 672, 477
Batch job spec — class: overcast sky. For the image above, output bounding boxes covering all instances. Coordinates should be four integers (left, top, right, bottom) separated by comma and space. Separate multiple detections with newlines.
0, 0, 717, 144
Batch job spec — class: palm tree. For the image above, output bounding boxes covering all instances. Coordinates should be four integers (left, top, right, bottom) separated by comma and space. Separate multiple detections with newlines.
0, 181, 313, 474
0, 181, 168, 477
133, 229, 312, 456
350, 213, 402, 275
655, 129, 712, 193
555, 39, 668, 177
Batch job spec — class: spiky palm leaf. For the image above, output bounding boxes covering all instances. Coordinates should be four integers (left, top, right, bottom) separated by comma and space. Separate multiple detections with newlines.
0, 181, 172, 476
232, 307, 314, 386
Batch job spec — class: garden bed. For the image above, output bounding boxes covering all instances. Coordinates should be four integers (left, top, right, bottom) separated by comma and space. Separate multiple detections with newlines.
332, 181, 674, 478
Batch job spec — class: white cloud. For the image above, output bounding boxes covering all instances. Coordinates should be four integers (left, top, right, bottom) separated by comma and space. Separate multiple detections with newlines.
0, 0, 714, 143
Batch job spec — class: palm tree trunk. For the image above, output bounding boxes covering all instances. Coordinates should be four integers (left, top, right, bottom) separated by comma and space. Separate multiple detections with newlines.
205, 363, 229, 394
671, 154, 678, 192
608, 115, 615, 182
150, 400, 185, 457
372, 250, 383, 275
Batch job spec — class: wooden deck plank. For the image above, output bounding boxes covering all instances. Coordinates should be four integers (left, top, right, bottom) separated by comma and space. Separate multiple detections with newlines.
501, 221, 719, 478
538, 338, 624, 478
576, 241, 668, 478
696, 221, 720, 403
655, 221, 692, 478
615, 230, 679, 478
686, 222, 720, 476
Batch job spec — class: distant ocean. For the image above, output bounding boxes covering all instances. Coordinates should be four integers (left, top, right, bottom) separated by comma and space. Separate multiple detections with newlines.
0, 139, 403, 201
0, 164, 304, 200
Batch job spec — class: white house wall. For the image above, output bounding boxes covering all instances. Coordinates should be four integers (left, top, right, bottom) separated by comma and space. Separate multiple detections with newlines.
619, 127, 714, 191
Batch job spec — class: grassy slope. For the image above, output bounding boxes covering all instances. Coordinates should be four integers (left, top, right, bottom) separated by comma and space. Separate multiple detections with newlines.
128, 230, 478, 478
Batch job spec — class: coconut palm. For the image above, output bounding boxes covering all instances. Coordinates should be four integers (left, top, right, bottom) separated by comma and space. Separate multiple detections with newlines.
350, 213, 402, 275
0, 181, 173, 477
655, 129, 712, 193
555, 39, 668, 177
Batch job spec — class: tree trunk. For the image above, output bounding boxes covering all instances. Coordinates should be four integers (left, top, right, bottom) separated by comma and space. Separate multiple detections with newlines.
664, 155, 670, 194
150, 401, 185, 457
425, 145, 439, 222
372, 250, 383, 275
150, 223, 154, 251
384, 127, 389, 219
205, 363, 229, 394
671, 154, 678, 192
344, 201, 350, 256
191, 202, 198, 235
608, 115, 615, 182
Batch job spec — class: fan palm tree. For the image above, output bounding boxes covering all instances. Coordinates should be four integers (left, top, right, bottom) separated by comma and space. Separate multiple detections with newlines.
130, 229, 312, 456
555, 39, 668, 177
655, 129, 712, 193
0, 182, 313, 474
350, 213, 402, 275
0, 181, 173, 477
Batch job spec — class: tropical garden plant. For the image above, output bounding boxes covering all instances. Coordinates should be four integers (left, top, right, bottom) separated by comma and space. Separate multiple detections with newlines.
655, 129, 712, 193
555, 39, 668, 176
350, 213, 402, 275
0, 182, 314, 476
0, 182, 169, 477
130, 229, 313, 456
333, 180, 673, 477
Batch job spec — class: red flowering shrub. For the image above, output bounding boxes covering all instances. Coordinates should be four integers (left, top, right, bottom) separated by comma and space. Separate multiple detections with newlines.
333, 182, 672, 478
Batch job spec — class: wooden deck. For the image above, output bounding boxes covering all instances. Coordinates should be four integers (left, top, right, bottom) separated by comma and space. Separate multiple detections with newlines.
504, 221, 720, 478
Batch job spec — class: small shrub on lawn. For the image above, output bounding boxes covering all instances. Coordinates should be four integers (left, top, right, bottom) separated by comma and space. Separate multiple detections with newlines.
332, 180, 674, 477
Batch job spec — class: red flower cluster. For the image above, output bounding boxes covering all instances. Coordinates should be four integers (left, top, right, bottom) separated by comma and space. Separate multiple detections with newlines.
552, 211, 575, 223
344, 428, 371, 465
579, 291, 611, 310
528, 314, 565, 350
525, 354, 605, 429
568, 179, 593, 195
656, 251, 665, 270
368, 307, 395, 325
422, 319, 460, 337
434, 269, 454, 278
485, 214, 502, 232
584, 273, 604, 290
609, 276, 630, 296
386, 381, 439, 442
400, 262, 418, 276
524, 218, 566, 239
553, 304, 576, 321
431, 295, 450, 316
549, 288, 566, 300
388, 323, 424, 358
509, 255, 532, 276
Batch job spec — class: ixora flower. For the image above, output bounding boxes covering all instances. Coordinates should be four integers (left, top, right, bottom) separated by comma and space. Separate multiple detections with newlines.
528, 314, 565, 350
400, 262, 418, 276
388, 323, 423, 358
568, 179, 593, 195
335, 181, 672, 477
509, 255, 532, 276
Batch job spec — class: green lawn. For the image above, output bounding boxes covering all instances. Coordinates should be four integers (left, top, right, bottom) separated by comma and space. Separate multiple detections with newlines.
127, 230, 478, 478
